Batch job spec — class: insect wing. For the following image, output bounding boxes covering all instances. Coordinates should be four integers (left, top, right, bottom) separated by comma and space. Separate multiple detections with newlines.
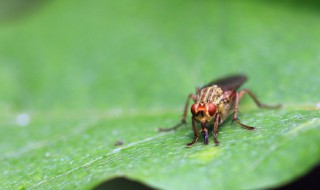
202, 74, 247, 91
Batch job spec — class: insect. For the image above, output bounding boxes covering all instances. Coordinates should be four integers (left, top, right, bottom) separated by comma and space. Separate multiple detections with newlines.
159, 74, 281, 147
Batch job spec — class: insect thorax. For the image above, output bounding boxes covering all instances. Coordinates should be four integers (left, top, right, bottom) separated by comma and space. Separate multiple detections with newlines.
196, 85, 223, 104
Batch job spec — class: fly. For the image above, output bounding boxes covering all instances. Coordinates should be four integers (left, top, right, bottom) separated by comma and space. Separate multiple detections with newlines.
159, 74, 281, 147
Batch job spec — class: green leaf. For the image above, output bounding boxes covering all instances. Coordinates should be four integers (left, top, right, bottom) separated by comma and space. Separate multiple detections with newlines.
0, 0, 319, 189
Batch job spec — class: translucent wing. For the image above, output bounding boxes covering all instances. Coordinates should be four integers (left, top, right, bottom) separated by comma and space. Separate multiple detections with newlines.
202, 74, 247, 91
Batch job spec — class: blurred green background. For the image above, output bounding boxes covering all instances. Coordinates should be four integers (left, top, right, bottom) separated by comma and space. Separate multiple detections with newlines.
1, 0, 319, 112
1, 0, 320, 189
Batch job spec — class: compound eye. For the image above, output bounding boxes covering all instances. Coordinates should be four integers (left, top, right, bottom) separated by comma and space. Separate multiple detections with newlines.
208, 103, 216, 116
191, 103, 198, 115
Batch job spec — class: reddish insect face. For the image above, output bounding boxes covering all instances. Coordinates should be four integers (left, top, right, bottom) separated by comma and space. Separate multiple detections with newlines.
190, 103, 216, 117
207, 103, 216, 116
191, 103, 198, 115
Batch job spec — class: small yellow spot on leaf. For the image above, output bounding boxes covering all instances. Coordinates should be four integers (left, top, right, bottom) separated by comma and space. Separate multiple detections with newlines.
189, 147, 221, 163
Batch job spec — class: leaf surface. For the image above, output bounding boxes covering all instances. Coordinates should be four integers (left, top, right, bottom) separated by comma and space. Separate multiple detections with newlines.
0, 0, 319, 189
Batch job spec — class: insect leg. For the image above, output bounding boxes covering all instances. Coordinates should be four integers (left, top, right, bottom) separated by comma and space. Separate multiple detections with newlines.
159, 93, 197, 131
212, 114, 221, 145
239, 89, 282, 109
187, 116, 199, 147
232, 91, 255, 130
202, 124, 209, 145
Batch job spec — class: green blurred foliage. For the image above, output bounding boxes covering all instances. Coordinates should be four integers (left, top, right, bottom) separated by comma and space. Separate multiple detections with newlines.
0, 0, 319, 111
